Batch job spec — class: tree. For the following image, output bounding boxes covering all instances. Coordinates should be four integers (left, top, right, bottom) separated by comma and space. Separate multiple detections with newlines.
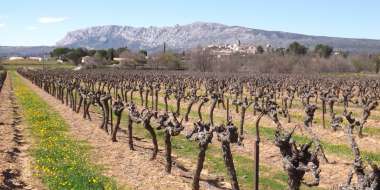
50, 47, 71, 58
106, 48, 115, 61
94, 50, 108, 60
65, 48, 87, 65
351, 54, 373, 73
157, 52, 182, 70
287, 42, 308, 55
115, 47, 129, 57
375, 54, 380, 73
139, 49, 148, 57
0, 58, 4, 70
314, 44, 333, 58
274, 48, 286, 56
119, 50, 137, 67
87, 50, 97, 56
256, 45, 264, 54
135, 52, 147, 65
190, 47, 214, 72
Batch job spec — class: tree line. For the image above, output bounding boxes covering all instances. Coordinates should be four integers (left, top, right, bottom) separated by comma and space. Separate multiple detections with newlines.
190, 42, 380, 74
50, 42, 380, 74
50, 47, 129, 65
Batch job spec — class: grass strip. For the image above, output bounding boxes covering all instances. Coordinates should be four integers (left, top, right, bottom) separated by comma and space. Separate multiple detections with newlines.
12, 73, 120, 190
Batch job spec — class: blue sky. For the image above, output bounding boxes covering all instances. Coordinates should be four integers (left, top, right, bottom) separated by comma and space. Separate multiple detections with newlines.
0, 0, 379, 46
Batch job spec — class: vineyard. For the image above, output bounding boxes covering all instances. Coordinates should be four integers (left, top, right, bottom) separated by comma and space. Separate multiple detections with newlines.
0, 68, 379, 190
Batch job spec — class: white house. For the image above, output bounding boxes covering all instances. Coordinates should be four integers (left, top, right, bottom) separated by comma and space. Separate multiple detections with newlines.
113, 57, 128, 62
8, 56, 43, 62
28, 57, 43, 62
9, 56, 25, 61
206, 42, 258, 57
81, 56, 92, 64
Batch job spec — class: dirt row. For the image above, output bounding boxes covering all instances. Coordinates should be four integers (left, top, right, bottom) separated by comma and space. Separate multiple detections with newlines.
0, 74, 43, 190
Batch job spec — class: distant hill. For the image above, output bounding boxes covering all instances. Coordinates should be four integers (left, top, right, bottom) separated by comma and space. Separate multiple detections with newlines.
2, 22, 380, 57
0, 46, 54, 57
57, 22, 380, 53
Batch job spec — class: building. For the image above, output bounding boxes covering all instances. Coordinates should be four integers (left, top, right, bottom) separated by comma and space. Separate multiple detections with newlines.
206, 42, 258, 58
28, 57, 43, 62
8, 56, 43, 62
113, 57, 129, 62
81, 56, 92, 64
8, 56, 25, 61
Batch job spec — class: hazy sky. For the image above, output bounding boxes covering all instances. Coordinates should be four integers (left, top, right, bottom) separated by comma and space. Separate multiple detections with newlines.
0, 0, 378, 46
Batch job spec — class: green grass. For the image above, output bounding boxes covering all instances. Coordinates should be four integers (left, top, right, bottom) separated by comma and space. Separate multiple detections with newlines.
363, 127, 380, 136
12, 72, 120, 190
2, 60, 75, 70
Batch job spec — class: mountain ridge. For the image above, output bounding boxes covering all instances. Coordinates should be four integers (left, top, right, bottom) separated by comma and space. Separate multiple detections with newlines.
0, 46, 54, 57
2, 22, 380, 57
56, 22, 380, 53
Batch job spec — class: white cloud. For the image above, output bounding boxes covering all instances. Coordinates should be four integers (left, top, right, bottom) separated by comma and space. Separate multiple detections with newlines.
38, 16, 69, 24
0, 23, 5, 28
26, 26, 38, 31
